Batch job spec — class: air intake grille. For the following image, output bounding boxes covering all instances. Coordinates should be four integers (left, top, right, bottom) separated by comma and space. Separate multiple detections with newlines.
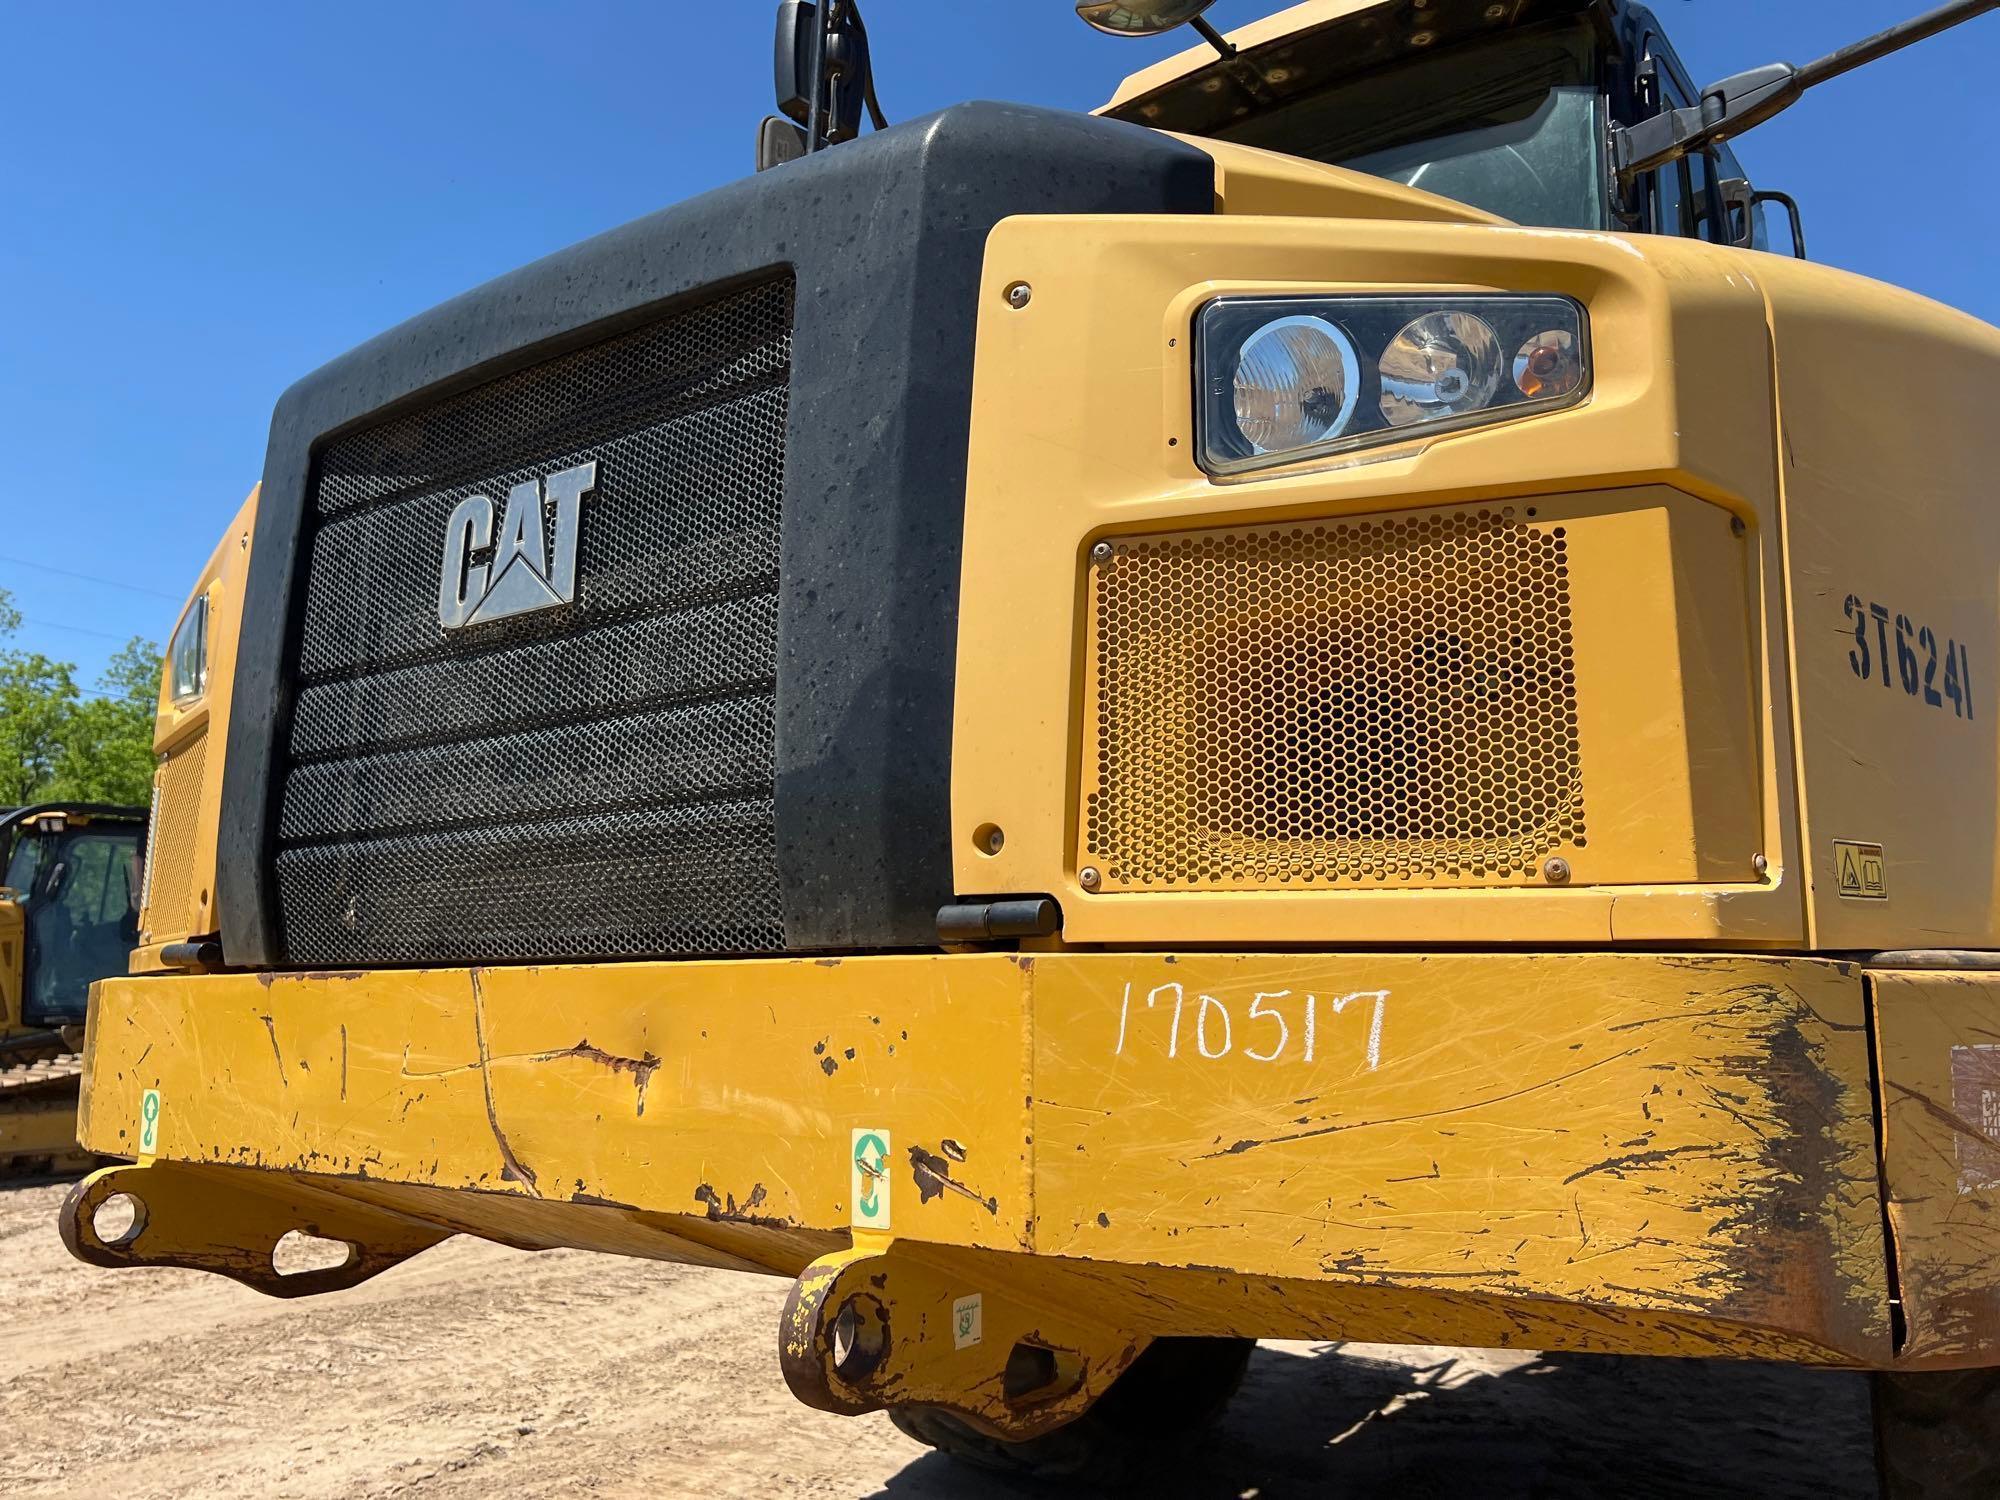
274, 276, 794, 964
142, 732, 207, 940
1083, 505, 1585, 888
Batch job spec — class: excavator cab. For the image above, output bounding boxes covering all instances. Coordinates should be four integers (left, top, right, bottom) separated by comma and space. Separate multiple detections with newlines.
1, 805, 146, 1175
2, 807, 148, 1029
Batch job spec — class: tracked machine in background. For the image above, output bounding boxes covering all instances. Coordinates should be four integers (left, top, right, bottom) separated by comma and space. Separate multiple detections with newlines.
57, 0, 2000, 1493
0, 805, 145, 1175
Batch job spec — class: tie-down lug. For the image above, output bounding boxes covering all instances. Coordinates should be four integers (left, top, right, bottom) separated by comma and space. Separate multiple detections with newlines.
60, 1160, 451, 1298
779, 1240, 1148, 1441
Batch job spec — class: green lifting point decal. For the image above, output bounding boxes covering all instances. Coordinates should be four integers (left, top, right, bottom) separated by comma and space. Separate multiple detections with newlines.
851, 1128, 891, 1230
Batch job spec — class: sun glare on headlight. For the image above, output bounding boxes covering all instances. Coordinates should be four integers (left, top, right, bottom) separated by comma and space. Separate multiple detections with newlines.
1196, 294, 1591, 476
1232, 316, 1361, 454
1379, 311, 1504, 427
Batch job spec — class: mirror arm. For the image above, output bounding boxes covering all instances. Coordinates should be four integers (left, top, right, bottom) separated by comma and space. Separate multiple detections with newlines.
1616, 0, 1998, 186
803, 1, 831, 153
1797, 0, 2000, 91
1189, 16, 1236, 59
1615, 63, 1800, 183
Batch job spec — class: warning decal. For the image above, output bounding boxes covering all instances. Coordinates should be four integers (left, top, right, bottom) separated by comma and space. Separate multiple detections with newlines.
1833, 841, 1887, 900
1950, 1046, 2000, 1193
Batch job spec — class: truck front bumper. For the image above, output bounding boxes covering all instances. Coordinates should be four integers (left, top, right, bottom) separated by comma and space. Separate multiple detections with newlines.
65, 950, 1966, 1431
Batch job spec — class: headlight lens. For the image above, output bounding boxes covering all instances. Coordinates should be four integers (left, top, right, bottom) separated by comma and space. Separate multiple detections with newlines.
1231, 315, 1360, 454
1197, 294, 1590, 476
168, 591, 209, 705
1379, 311, 1504, 427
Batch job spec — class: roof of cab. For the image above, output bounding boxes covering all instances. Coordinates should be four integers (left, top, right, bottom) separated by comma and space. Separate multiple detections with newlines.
1104, 0, 1412, 112
1102, 0, 1606, 121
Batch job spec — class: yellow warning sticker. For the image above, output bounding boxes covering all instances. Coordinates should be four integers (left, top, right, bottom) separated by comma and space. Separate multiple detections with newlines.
1833, 841, 1888, 900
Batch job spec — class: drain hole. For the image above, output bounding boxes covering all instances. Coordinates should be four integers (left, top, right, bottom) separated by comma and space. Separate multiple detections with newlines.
273, 1229, 356, 1276
92, 1193, 145, 1248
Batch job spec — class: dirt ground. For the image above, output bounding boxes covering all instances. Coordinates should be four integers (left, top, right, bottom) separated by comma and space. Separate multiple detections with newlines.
0, 1177, 1882, 1499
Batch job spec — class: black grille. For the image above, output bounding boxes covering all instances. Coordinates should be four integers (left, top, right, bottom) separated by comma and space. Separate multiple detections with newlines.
273, 276, 794, 965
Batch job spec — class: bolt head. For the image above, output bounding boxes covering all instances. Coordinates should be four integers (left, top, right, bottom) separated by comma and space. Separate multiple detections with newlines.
1091, 542, 1114, 563
985, 828, 1005, 855
1005, 282, 1033, 309
1079, 866, 1101, 889
1543, 858, 1572, 886
1753, 853, 1770, 877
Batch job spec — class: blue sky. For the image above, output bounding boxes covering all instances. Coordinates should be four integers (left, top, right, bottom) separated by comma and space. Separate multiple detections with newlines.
4, 0, 1992, 689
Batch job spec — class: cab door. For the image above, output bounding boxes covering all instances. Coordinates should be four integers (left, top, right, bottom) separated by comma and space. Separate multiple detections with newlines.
16, 821, 145, 1027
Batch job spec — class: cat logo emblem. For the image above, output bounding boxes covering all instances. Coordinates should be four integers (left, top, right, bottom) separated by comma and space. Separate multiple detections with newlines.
437, 460, 597, 630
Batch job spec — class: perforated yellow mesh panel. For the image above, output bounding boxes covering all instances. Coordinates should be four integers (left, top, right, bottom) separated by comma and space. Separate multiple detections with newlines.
143, 732, 207, 939
1083, 505, 1585, 889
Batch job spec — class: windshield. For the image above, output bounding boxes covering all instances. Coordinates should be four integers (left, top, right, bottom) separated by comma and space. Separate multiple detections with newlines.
3, 830, 48, 897
1215, 22, 1605, 230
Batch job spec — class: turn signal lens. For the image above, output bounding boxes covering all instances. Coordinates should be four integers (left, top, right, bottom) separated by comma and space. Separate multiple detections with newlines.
1195, 294, 1590, 477
1514, 329, 1585, 401
1232, 316, 1361, 454
1379, 312, 1504, 427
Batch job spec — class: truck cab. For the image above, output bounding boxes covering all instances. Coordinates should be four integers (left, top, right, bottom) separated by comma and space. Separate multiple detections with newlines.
1105, 0, 1775, 247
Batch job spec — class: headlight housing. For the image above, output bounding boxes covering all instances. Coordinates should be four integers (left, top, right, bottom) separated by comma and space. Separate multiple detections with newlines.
168, 591, 209, 705
1196, 294, 1591, 477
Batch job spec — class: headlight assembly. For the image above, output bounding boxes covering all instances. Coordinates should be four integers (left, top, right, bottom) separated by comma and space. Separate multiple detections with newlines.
1196, 294, 1591, 476
168, 591, 209, 705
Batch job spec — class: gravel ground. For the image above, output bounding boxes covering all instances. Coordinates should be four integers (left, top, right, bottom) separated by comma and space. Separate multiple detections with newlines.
0, 1178, 1881, 1498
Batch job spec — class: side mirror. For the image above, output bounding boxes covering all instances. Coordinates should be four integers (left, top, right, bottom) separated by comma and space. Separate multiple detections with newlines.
1075, 0, 1220, 36
775, 0, 872, 146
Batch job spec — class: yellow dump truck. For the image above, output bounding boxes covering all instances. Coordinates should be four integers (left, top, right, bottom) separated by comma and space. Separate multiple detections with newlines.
1, 804, 146, 1175
61, 0, 2000, 1490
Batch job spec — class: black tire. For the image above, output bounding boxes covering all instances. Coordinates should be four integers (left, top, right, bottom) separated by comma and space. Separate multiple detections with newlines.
888, 1335, 1255, 1488
1872, 1367, 2000, 1499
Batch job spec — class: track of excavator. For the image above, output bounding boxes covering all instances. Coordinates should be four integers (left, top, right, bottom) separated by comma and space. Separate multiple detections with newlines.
0, 1030, 93, 1177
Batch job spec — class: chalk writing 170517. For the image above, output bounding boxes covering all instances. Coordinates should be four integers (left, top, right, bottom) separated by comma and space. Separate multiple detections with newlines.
1112, 982, 1388, 1070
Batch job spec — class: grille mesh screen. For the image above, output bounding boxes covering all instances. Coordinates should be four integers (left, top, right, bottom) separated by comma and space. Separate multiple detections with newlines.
1084, 506, 1585, 888
275, 276, 794, 964
143, 733, 207, 940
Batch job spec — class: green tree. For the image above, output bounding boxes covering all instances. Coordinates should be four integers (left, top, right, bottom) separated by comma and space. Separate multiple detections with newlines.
0, 588, 161, 808
48, 638, 162, 805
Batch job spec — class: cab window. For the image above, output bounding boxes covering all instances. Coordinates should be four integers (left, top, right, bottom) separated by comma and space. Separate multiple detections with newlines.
19, 826, 144, 1026
1218, 21, 1608, 230
3, 832, 46, 895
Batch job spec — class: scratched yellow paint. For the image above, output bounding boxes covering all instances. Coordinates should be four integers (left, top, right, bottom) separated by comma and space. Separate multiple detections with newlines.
78, 956, 1035, 1255
80, 951, 1892, 1361
1870, 968, 2000, 1368
1031, 953, 1888, 1362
